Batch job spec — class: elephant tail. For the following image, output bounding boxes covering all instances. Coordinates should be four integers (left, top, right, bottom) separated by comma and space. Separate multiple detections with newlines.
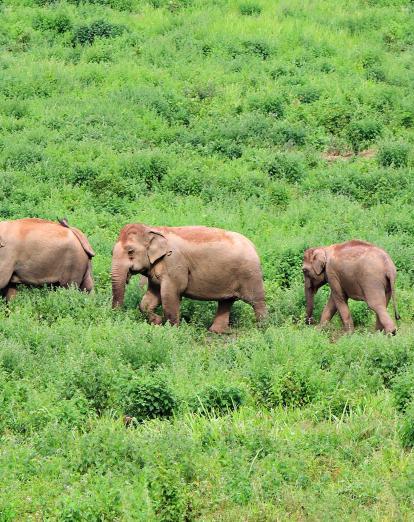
388, 271, 400, 321
58, 218, 95, 259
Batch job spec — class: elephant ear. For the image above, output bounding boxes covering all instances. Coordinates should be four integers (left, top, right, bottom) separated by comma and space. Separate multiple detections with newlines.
147, 231, 170, 265
311, 249, 326, 275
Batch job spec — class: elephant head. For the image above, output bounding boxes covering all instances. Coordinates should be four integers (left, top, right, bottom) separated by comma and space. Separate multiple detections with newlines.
302, 247, 327, 324
111, 225, 170, 308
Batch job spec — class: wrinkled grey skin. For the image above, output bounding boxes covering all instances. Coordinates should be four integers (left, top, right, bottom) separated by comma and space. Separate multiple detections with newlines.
0, 218, 94, 300
303, 240, 399, 334
111, 223, 267, 333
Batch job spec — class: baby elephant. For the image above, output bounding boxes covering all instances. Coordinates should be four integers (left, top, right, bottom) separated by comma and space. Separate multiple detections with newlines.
303, 240, 399, 334
111, 223, 267, 333
0, 218, 94, 300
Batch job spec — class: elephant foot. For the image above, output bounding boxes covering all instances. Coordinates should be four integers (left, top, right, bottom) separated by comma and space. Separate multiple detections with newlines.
208, 324, 230, 334
148, 315, 163, 326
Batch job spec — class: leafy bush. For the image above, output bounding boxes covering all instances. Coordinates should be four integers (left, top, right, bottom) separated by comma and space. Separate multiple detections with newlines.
273, 370, 315, 408
249, 94, 284, 118
124, 375, 177, 422
266, 152, 306, 183
347, 119, 382, 152
400, 402, 414, 449
297, 86, 321, 104
250, 368, 315, 409
33, 13, 72, 34
67, 0, 132, 9
239, 2, 262, 16
242, 39, 271, 59
191, 384, 245, 415
366, 344, 409, 387
392, 369, 414, 413
275, 123, 307, 146
120, 152, 169, 189
62, 355, 118, 414
72, 20, 124, 46
378, 142, 410, 168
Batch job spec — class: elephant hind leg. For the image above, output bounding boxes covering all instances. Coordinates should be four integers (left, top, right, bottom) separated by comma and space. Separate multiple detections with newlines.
80, 262, 94, 293
0, 266, 14, 298
209, 299, 235, 334
370, 291, 396, 335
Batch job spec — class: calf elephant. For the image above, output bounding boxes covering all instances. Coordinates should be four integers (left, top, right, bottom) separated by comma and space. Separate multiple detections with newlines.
111, 223, 267, 333
303, 240, 399, 334
0, 218, 94, 300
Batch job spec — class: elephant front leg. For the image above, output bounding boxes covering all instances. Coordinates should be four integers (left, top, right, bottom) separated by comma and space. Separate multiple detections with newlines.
3, 284, 17, 302
333, 295, 354, 333
319, 292, 337, 328
209, 299, 235, 334
139, 285, 162, 325
160, 280, 181, 326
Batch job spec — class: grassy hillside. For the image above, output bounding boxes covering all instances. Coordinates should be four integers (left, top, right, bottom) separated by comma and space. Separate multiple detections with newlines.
1, 0, 414, 519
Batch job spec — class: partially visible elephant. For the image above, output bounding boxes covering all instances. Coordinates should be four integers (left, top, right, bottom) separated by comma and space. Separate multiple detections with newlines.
0, 218, 95, 300
111, 223, 267, 333
303, 240, 399, 334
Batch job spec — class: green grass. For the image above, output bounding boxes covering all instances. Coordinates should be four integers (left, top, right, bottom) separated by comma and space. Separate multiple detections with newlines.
1, 0, 414, 519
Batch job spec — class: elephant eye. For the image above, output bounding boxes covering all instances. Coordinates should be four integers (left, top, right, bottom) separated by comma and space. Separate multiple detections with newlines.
127, 248, 135, 255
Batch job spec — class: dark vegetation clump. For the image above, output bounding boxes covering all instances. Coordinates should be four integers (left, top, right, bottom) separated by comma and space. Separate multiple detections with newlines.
378, 142, 410, 168
72, 20, 125, 46
124, 375, 177, 422
191, 384, 245, 415
239, 2, 262, 16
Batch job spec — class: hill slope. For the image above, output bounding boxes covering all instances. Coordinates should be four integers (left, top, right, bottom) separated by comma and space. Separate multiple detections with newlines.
1, 0, 414, 519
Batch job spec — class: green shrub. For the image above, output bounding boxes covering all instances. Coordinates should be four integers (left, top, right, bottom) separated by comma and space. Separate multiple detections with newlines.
251, 369, 315, 409
72, 20, 124, 46
249, 94, 284, 118
273, 370, 315, 408
275, 123, 307, 146
366, 344, 409, 387
191, 384, 245, 415
297, 86, 321, 104
266, 152, 306, 183
239, 2, 262, 16
392, 369, 414, 413
242, 39, 271, 59
124, 375, 177, 422
378, 142, 410, 168
4, 145, 43, 169
62, 355, 118, 414
400, 402, 414, 449
120, 152, 169, 190
67, 0, 132, 9
347, 119, 382, 152
32, 13, 72, 34
148, 462, 191, 522
267, 180, 290, 207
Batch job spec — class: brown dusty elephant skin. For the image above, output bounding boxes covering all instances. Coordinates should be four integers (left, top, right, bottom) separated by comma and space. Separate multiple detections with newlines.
0, 218, 95, 300
111, 223, 267, 333
303, 240, 399, 334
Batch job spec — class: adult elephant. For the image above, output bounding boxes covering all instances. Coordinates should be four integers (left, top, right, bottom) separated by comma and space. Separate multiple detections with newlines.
303, 240, 399, 334
111, 223, 267, 333
0, 218, 94, 300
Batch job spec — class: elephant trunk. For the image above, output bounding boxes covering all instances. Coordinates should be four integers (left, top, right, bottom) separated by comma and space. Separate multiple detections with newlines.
305, 284, 315, 325
112, 263, 129, 308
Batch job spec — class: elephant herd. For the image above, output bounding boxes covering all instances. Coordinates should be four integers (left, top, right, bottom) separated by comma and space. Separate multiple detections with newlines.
0, 218, 400, 335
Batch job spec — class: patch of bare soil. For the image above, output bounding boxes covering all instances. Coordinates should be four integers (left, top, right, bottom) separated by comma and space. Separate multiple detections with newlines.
322, 148, 376, 162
